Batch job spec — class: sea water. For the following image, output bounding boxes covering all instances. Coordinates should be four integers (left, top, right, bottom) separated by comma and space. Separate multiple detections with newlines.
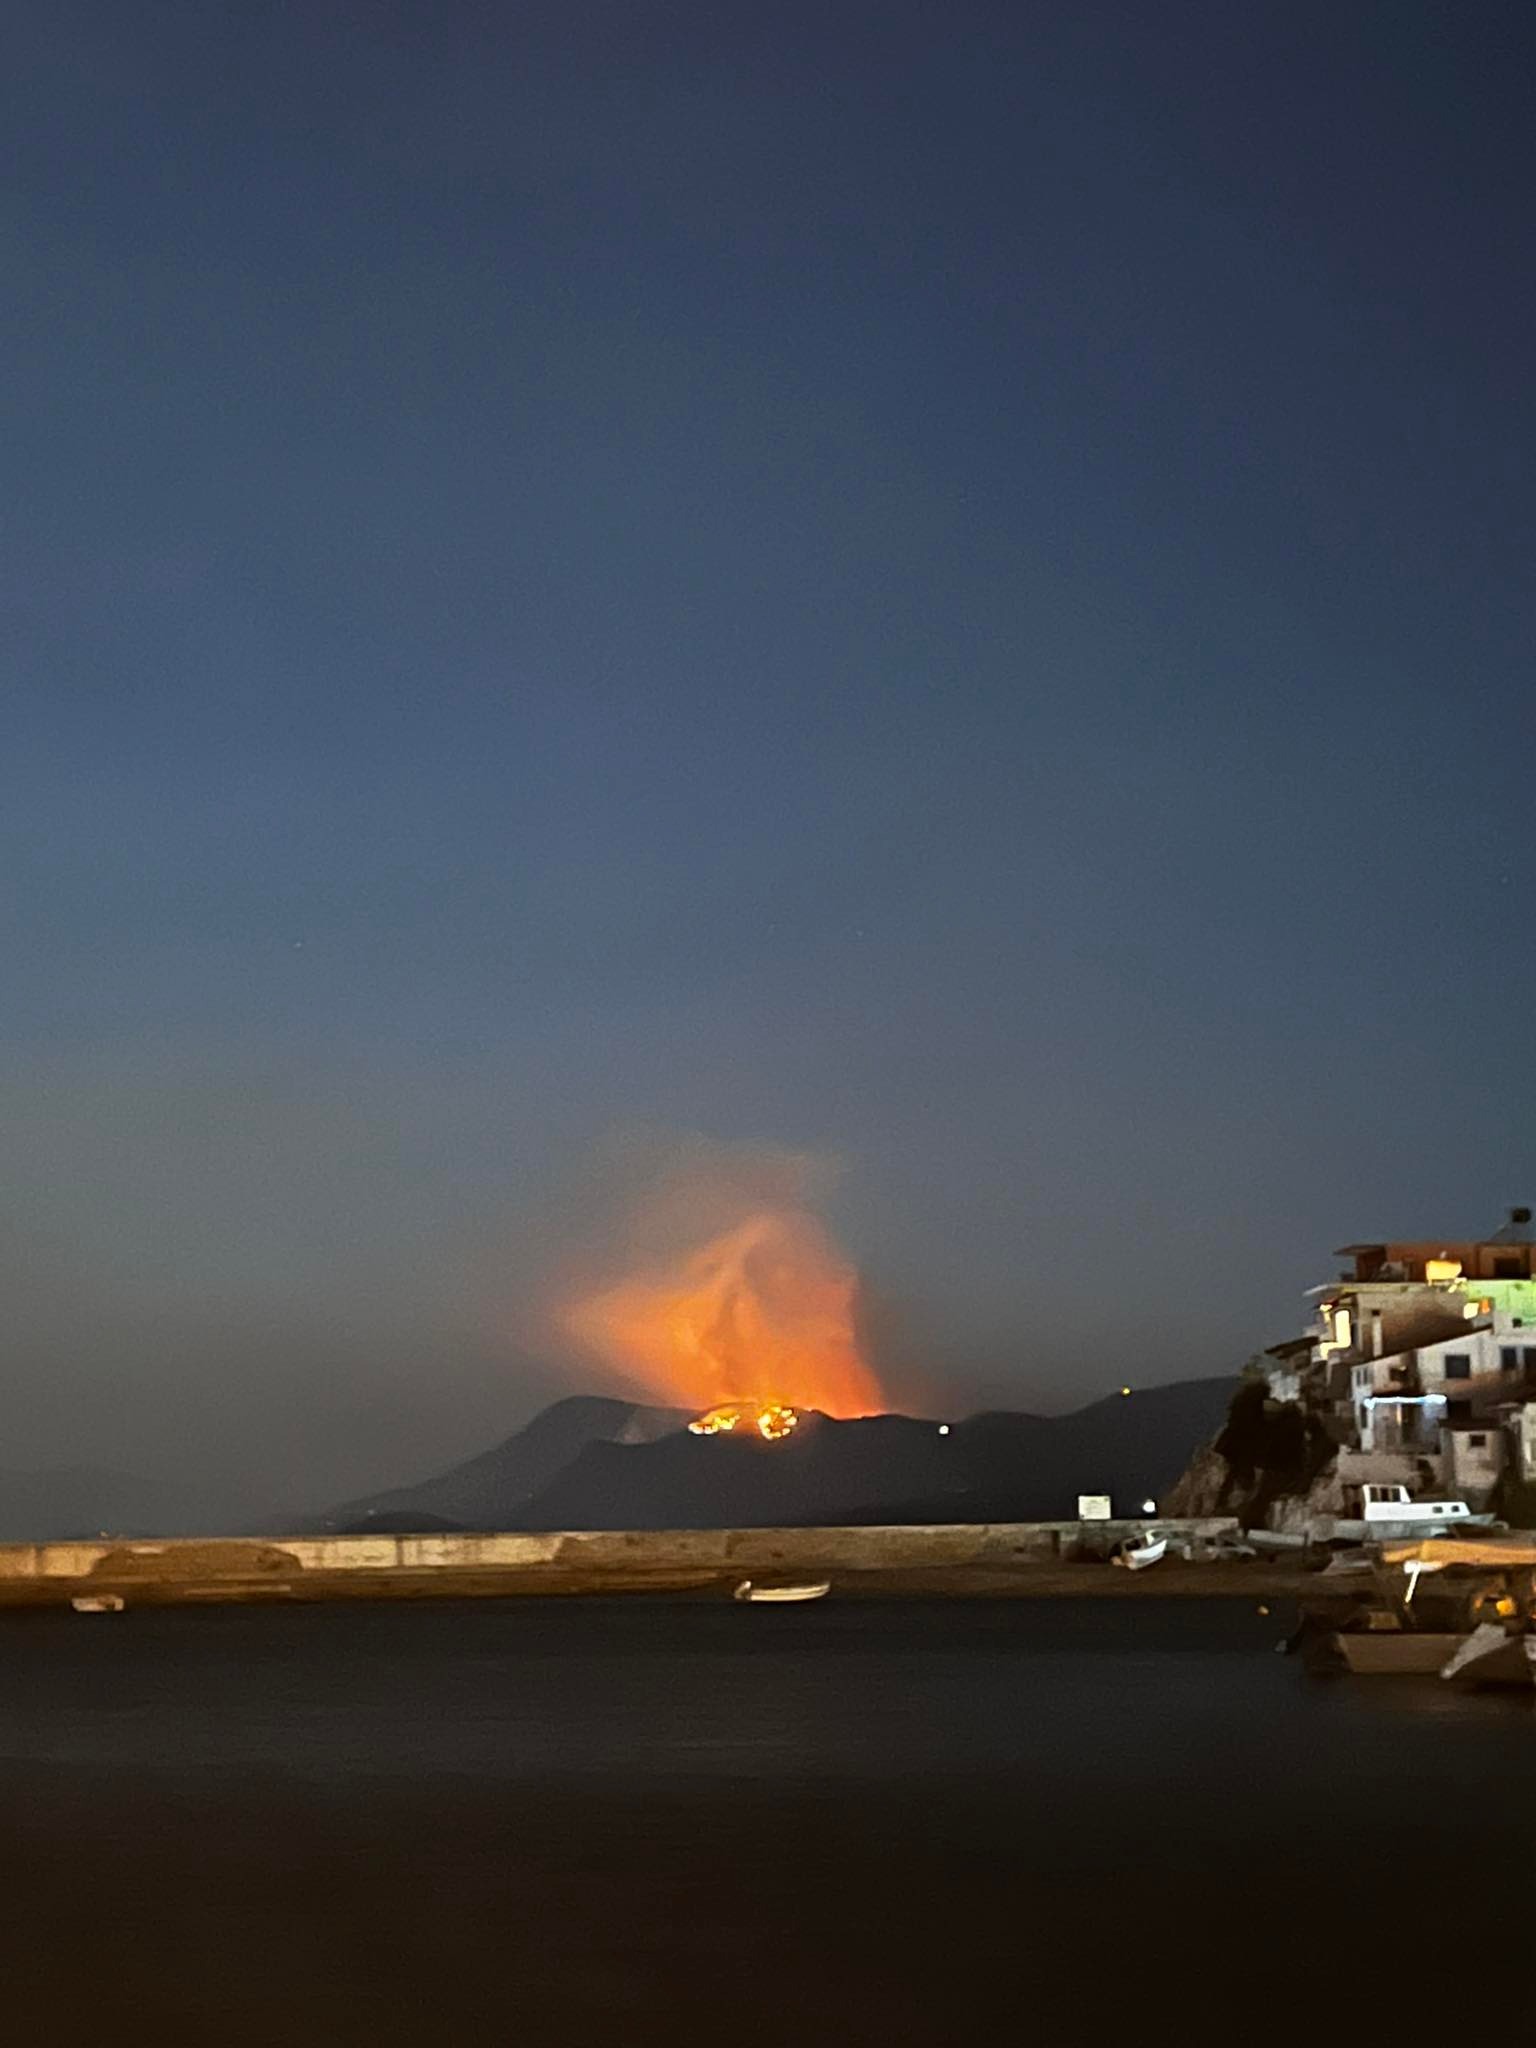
0, 1597, 1525, 2043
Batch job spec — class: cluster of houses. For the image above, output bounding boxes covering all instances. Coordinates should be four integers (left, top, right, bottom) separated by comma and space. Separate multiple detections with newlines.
1259, 1207, 1536, 1512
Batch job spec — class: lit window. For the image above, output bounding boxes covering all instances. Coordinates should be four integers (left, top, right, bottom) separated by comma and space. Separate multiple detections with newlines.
1426, 1258, 1463, 1283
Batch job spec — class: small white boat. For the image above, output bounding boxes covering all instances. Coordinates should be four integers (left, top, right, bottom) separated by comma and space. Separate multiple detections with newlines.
732, 1579, 830, 1604
70, 1594, 125, 1614
1111, 1531, 1168, 1571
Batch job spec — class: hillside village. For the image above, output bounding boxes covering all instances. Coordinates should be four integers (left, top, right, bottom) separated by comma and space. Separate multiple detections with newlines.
1176, 1208, 1536, 1527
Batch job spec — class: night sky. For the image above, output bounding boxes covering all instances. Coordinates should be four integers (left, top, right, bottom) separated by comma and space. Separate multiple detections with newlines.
6, 2, 1534, 1512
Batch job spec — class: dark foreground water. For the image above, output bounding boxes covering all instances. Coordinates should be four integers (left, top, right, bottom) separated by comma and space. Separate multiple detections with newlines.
1, 1597, 1529, 2044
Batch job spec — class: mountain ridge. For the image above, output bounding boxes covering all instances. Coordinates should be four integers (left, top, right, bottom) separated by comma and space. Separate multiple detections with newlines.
333, 1378, 1236, 1532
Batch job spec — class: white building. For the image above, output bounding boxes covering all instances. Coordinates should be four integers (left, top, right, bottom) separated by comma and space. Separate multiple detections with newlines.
1277, 1211, 1536, 1509
1443, 1423, 1506, 1508
1350, 1322, 1536, 1450
1513, 1405, 1536, 1486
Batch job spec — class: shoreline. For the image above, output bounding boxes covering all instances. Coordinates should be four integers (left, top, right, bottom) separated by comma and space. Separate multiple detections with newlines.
0, 1516, 1269, 1610
0, 1557, 1321, 1608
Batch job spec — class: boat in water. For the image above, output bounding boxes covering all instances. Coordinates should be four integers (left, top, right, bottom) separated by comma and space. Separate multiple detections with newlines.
732, 1580, 830, 1604
1299, 1592, 1468, 1673
1329, 1627, 1468, 1674
1308, 1533, 1536, 1683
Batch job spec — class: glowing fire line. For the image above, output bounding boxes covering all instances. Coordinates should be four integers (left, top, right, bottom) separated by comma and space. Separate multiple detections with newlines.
688, 1400, 800, 1441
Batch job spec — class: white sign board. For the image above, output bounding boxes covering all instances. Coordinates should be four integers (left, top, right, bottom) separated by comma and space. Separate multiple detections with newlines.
1077, 1494, 1112, 1522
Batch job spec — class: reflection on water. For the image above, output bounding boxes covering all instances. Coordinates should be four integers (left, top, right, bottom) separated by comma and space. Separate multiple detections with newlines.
0, 1598, 1527, 2042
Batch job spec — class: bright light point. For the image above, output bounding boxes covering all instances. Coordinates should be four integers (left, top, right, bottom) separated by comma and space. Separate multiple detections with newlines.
1120, 1386, 1131, 1397
1141, 1499, 1156, 1514
938, 1424, 950, 1436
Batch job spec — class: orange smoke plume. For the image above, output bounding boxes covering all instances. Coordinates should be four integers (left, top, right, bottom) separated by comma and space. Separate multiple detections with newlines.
561, 1209, 882, 1418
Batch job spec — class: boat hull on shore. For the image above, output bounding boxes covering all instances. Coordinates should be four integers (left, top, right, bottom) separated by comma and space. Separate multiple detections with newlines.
733, 1580, 831, 1604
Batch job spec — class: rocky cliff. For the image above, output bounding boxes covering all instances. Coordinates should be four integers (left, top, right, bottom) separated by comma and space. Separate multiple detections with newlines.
1163, 1377, 1340, 1531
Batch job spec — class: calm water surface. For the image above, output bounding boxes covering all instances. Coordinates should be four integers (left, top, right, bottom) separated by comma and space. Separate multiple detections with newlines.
1, 1598, 1527, 2043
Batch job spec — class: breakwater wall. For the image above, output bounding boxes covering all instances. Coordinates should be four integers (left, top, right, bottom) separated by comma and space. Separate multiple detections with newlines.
0, 1519, 1242, 1607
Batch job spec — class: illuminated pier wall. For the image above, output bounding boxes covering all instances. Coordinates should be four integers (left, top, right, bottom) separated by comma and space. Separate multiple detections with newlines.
0, 1520, 1241, 1606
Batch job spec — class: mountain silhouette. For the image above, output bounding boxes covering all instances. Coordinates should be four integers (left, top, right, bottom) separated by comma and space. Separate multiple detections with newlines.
332, 1394, 690, 1530
332, 1379, 1235, 1531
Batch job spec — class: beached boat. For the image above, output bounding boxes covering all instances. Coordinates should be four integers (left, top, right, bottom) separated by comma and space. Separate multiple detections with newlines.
732, 1580, 830, 1604
70, 1594, 125, 1614
1304, 1486, 1503, 1546
1110, 1531, 1168, 1571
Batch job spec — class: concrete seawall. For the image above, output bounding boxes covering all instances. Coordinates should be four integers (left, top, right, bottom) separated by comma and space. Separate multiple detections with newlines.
0, 1519, 1245, 1607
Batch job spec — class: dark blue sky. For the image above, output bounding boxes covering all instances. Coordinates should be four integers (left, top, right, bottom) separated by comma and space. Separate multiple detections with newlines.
6, 2, 1534, 1507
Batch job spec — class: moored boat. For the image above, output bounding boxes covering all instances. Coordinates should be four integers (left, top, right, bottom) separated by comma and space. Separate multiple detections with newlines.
1311, 1534, 1536, 1683
1330, 1630, 1466, 1675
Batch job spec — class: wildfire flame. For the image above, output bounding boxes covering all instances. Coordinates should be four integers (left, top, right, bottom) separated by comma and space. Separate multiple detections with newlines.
561, 1208, 882, 1425
688, 1399, 801, 1441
